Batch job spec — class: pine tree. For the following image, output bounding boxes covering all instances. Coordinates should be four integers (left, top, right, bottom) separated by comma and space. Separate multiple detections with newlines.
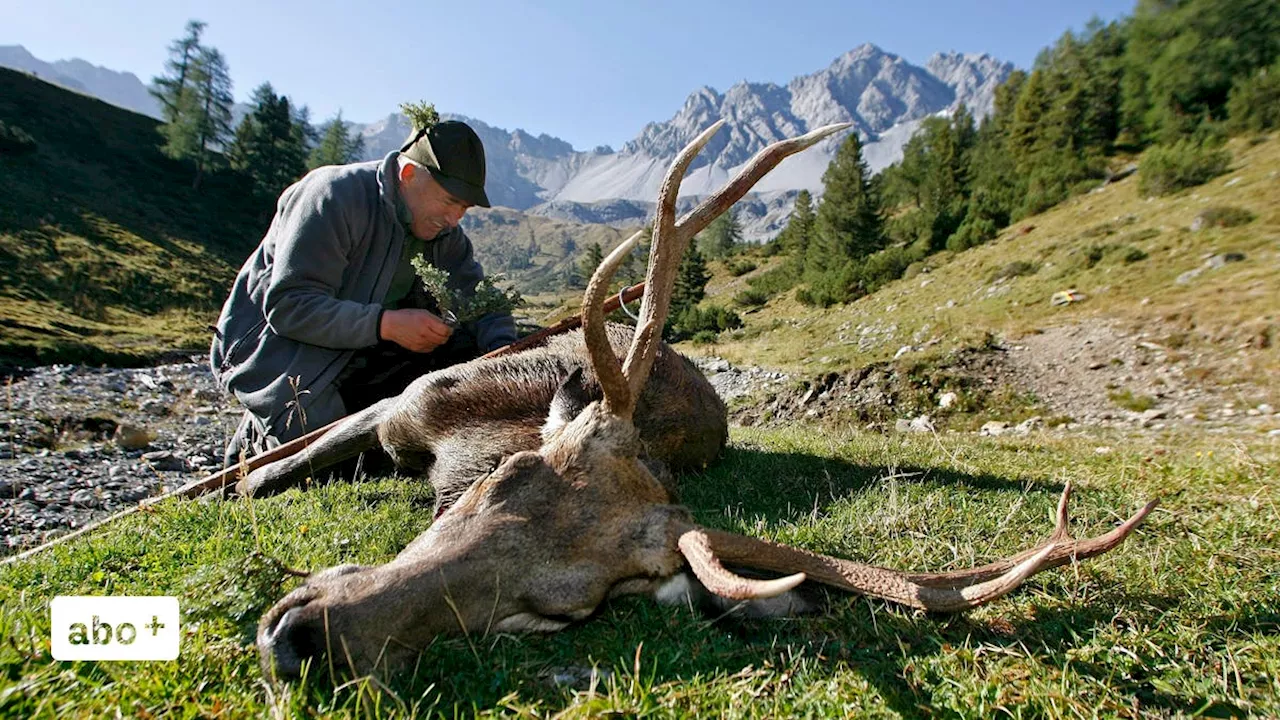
309, 110, 365, 169
701, 206, 742, 258
573, 242, 604, 289
670, 241, 710, 315
776, 189, 814, 261
187, 47, 234, 189
150, 20, 233, 188
149, 20, 206, 120
812, 132, 884, 265
230, 83, 309, 199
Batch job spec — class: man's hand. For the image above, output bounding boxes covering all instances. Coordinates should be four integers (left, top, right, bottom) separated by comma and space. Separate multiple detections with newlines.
380, 308, 453, 353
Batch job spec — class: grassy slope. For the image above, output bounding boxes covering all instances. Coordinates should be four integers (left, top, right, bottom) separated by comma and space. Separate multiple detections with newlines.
464, 206, 641, 295
0, 429, 1275, 717
0, 68, 270, 366
694, 135, 1279, 396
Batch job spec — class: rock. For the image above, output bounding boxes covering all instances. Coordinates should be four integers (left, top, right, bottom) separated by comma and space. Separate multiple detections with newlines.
120, 487, 152, 503
70, 489, 100, 508
140, 398, 170, 416
980, 421, 1010, 437
113, 424, 153, 450
1094, 446, 1114, 455
894, 345, 912, 359
1269, 429, 1280, 437
1224, 177, 1241, 187
1206, 252, 1246, 270
938, 391, 958, 409
1259, 404, 1276, 415
141, 450, 186, 472
1014, 416, 1043, 434
906, 415, 935, 433
894, 419, 913, 433
1140, 408, 1167, 428
1176, 267, 1205, 285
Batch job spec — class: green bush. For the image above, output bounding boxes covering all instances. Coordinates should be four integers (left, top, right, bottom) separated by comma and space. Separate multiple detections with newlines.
1120, 246, 1149, 264
669, 304, 743, 342
857, 246, 912, 292
746, 265, 799, 297
1196, 205, 1256, 229
732, 287, 769, 308
1138, 140, 1231, 196
0, 120, 37, 155
724, 258, 757, 277
1227, 61, 1280, 133
989, 260, 1040, 283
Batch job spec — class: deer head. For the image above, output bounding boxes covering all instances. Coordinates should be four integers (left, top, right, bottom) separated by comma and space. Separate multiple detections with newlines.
256, 122, 1157, 681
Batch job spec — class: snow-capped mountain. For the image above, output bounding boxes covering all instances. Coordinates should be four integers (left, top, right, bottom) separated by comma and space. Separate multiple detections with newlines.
2, 42, 1011, 240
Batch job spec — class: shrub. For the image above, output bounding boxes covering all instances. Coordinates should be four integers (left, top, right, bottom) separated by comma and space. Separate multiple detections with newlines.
732, 287, 769, 308
1120, 246, 1149, 264
1108, 389, 1157, 412
724, 258, 757, 277
989, 260, 1040, 283
746, 265, 799, 297
857, 246, 912, 292
1138, 140, 1231, 196
668, 304, 742, 342
0, 120, 37, 156
1226, 61, 1280, 133
1196, 206, 1256, 229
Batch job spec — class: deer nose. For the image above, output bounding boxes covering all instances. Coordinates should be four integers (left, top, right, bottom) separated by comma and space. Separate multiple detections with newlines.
261, 603, 327, 679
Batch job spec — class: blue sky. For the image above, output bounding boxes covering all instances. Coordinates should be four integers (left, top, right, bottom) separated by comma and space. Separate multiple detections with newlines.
3, 0, 1136, 151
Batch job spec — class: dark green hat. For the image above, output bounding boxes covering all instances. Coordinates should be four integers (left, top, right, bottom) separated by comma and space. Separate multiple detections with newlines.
399, 120, 491, 208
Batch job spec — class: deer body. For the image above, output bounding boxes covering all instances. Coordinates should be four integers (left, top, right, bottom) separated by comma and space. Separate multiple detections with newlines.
239, 324, 727, 511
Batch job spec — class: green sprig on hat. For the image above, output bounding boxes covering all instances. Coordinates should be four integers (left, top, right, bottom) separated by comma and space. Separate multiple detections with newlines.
399, 101, 439, 133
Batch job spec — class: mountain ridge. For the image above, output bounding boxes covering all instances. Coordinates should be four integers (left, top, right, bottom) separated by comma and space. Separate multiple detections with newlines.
1, 42, 1011, 240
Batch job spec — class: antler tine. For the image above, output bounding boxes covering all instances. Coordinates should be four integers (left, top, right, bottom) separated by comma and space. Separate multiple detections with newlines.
612, 120, 727, 419
672, 489, 1155, 612
621, 122, 853, 403
581, 230, 646, 414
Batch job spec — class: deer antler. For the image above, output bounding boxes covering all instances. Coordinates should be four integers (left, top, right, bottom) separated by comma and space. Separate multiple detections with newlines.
674, 483, 1157, 611
579, 121, 853, 419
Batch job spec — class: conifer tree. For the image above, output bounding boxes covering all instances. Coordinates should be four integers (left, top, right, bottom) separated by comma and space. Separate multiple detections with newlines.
812, 132, 883, 266
671, 241, 710, 314
701, 206, 742, 258
776, 189, 814, 262
150, 20, 206, 120
309, 110, 365, 169
229, 83, 308, 199
573, 242, 604, 289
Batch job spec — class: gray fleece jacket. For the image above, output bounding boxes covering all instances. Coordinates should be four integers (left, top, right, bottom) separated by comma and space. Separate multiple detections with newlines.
209, 151, 517, 437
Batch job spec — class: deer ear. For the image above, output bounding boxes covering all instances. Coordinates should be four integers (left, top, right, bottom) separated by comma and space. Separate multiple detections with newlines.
541, 367, 593, 441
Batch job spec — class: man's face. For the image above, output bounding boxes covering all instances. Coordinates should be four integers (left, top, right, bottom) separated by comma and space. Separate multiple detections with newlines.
401, 164, 472, 239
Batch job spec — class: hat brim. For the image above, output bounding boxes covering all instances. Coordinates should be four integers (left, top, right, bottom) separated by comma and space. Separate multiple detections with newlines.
430, 168, 491, 208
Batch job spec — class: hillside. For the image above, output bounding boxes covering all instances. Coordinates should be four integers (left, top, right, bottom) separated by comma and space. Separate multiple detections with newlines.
0, 67, 268, 366
683, 134, 1279, 432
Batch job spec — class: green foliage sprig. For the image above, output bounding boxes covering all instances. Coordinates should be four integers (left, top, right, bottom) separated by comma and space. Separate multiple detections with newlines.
410, 257, 524, 323
400, 101, 440, 133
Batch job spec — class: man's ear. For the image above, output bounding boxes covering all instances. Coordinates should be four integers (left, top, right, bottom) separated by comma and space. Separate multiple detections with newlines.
399, 161, 416, 184
541, 367, 594, 442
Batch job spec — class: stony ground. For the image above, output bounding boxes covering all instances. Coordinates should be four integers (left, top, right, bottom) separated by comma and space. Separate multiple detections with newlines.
3, 322, 1276, 556
0, 357, 242, 555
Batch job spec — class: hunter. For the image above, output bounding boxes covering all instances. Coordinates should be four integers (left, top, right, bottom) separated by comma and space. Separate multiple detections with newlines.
210, 119, 517, 467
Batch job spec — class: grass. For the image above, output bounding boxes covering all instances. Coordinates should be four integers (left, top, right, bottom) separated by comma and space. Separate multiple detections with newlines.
2, 426, 1277, 718
1109, 390, 1159, 413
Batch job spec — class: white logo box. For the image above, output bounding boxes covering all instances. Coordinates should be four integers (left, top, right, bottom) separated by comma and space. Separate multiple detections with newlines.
50, 596, 180, 661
